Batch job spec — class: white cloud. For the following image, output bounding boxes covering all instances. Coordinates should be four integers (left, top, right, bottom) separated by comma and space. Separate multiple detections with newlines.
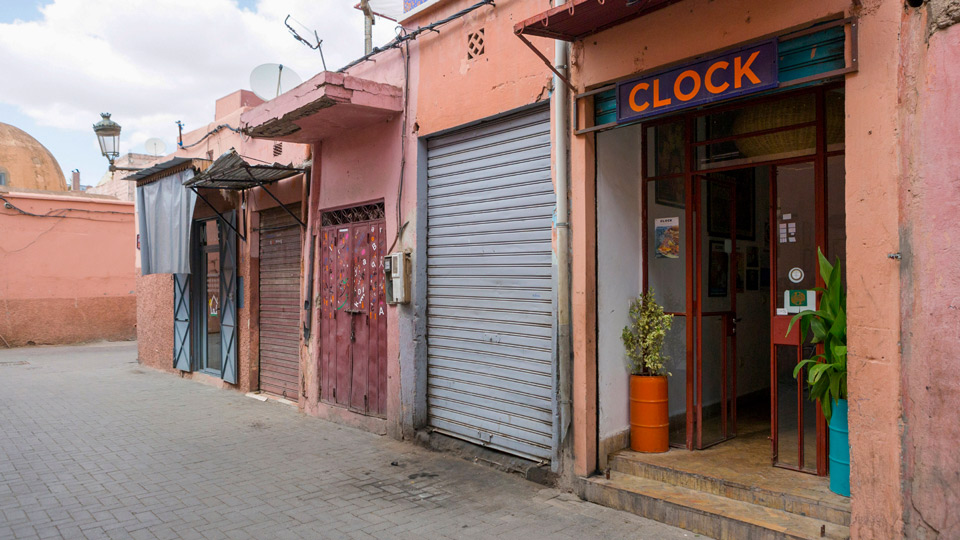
0, 0, 398, 154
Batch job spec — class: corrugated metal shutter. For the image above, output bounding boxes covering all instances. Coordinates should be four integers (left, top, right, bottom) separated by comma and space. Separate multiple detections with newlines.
259, 205, 302, 399
426, 104, 556, 462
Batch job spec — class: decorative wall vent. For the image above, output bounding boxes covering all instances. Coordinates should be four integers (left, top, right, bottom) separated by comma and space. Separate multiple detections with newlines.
273, 141, 283, 157
467, 28, 485, 60
321, 202, 385, 226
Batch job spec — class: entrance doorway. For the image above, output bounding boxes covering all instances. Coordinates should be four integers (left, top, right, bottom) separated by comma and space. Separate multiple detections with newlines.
635, 84, 845, 473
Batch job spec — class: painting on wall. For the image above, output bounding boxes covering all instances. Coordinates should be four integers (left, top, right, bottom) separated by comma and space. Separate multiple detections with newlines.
747, 269, 760, 291
655, 177, 685, 209
707, 174, 756, 240
736, 247, 746, 293
708, 240, 729, 297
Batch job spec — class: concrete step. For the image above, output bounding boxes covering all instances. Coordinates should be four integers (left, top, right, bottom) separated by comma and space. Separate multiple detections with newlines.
609, 451, 851, 527
582, 472, 850, 540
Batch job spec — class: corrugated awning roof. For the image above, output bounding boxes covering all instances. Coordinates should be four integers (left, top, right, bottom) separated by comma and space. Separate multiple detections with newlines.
514, 0, 680, 42
125, 157, 212, 187
182, 149, 305, 190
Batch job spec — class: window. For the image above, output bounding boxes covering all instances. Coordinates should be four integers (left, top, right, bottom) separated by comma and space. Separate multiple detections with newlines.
0, 168, 8, 186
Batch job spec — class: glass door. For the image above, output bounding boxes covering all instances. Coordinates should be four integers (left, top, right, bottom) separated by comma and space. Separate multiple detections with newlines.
694, 173, 739, 448
770, 161, 823, 473
194, 218, 222, 374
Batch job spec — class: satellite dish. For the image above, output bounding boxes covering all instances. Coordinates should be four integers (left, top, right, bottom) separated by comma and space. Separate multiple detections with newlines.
250, 63, 302, 101
144, 138, 167, 156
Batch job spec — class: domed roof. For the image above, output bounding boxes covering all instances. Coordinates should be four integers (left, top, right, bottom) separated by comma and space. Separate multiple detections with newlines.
0, 122, 67, 191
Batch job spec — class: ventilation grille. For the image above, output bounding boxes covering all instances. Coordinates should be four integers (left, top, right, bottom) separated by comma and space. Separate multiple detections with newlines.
273, 142, 283, 157
321, 202, 385, 226
467, 29, 485, 60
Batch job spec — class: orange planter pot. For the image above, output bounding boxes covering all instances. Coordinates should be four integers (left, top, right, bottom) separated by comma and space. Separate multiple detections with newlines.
629, 375, 669, 453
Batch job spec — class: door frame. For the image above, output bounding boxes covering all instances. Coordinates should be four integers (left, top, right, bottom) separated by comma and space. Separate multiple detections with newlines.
639, 83, 843, 474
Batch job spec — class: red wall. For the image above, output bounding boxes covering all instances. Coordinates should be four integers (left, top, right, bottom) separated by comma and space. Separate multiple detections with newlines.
0, 191, 136, 346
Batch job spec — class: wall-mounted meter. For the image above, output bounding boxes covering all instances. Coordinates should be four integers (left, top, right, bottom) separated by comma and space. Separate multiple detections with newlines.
385, 251, 411, 304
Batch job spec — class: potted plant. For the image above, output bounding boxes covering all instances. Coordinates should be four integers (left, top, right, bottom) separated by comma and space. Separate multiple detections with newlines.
622, 289, 673, 453
787, 248, 849, 497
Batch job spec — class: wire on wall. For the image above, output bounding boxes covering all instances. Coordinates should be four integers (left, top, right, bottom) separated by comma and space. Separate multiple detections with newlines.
0, 194, 131, 221
179, 124, 242, 150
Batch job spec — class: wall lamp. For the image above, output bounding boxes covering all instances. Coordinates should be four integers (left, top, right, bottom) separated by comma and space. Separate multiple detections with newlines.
93, 113, 144, 172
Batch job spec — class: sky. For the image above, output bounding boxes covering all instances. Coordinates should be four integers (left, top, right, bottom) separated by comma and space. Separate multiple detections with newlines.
0, 0, 398, 187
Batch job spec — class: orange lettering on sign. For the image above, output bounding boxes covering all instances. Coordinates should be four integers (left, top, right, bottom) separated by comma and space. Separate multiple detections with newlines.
734, 51, 761, 88
705, 61, 730, 94
653, 79, 671, 108
628, 83, 650, 112
674, 70, 701, 102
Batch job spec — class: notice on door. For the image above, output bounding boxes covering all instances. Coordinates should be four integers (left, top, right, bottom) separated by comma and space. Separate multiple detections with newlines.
655, 217, 681, 259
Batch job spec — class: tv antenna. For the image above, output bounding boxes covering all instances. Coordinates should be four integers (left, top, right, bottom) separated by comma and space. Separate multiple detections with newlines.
249, 63, 303, 101
144, 138, 166, 157
285, 15, 327, 71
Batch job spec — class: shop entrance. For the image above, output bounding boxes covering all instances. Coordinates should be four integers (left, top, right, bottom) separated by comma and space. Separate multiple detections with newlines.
598, 84, 845, 476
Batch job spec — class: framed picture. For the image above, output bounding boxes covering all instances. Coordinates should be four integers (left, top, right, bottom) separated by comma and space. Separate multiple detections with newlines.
747, 269, 760, 291
655, 177, 685, 209
708, 240, 729, 297
706, 172, 756, 241
747, 246, 760, 268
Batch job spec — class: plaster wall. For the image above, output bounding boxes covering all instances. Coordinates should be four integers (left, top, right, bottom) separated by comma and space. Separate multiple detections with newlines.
408, 0, 554, 136
596, 125, 642, 441
570, 1, 906, 536
898, 8, 960, 539
0, 191, 136, 346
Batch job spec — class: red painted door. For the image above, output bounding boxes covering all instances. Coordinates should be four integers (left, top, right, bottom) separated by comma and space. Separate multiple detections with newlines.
318, 219, 387, 417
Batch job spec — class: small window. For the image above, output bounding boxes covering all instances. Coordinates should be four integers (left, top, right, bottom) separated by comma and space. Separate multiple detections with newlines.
0, 168, 7, 186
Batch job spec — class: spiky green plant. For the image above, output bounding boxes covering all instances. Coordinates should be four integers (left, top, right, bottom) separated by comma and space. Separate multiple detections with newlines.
787, 248, 847, 423
622, 289, 673, 377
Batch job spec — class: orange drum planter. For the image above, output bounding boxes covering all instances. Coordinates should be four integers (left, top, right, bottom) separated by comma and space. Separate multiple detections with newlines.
629, 375, 669, 453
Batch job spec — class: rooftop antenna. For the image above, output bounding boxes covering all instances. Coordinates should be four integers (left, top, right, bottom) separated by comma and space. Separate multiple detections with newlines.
144, 138, 167, 157
250, 63, 303, 101
285, 15, 327, 71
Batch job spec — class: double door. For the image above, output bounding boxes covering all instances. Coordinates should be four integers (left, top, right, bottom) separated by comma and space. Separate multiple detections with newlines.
318, 218, 387, 417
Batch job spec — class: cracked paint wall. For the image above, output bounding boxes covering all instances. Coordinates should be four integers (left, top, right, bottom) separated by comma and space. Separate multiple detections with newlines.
898, 4, 960, 538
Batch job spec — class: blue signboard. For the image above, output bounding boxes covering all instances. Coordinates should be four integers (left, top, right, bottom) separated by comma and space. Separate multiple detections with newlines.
617, 40, 779, 123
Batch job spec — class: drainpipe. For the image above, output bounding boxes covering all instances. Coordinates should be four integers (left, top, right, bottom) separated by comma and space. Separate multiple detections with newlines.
553, 0, 573, 478
361, 0, 374, 55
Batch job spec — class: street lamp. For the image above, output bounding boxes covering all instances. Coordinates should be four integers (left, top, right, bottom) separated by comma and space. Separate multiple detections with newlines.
92, 113, 143, 172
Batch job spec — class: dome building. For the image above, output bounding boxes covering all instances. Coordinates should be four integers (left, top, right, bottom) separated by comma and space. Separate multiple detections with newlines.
0, 122, 67, 191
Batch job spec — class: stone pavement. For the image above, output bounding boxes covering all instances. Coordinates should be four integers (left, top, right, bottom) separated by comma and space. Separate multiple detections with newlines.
0, 342, 695, 540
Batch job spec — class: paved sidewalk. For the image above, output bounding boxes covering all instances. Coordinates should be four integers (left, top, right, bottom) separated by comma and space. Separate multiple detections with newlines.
0, 342, 693, 540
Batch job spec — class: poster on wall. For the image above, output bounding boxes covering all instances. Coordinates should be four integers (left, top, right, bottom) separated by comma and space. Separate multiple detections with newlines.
708, 240, 729, 297
655, 217, 680, 259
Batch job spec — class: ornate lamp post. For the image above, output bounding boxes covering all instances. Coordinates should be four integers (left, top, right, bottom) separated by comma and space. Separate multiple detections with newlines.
92, 113, 143, 172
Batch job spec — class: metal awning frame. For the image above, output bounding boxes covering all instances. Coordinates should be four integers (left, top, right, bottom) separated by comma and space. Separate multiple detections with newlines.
189, 186, 247, 243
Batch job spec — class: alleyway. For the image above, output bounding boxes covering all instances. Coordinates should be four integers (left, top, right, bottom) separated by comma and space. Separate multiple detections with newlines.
0, 342, 692, 540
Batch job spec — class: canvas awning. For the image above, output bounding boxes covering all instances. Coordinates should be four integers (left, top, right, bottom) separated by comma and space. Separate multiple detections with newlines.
514, 0, 680, 42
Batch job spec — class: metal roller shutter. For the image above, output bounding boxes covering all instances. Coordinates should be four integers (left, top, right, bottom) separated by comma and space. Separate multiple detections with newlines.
426, 104, 556, 462
259, 205, 302, 399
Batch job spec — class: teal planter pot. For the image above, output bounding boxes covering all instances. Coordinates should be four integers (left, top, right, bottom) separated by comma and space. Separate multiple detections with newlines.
828, 399, 850, 497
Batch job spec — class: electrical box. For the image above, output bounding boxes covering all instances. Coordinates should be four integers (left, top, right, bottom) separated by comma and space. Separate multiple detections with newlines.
385, 251, 411, 304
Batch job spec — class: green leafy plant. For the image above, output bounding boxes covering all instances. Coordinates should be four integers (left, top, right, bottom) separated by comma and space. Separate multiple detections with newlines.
622, 289, 674, 376
787, 248, 847, 423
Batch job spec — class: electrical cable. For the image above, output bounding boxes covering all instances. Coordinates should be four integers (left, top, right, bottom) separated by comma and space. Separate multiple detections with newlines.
337, 0, 495, 73
0, 194, 131, 220
387, 27, 411, 254
179, 124, 241, 150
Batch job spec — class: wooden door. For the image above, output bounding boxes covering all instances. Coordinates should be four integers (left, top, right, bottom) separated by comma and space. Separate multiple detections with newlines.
318, 219, 387, 417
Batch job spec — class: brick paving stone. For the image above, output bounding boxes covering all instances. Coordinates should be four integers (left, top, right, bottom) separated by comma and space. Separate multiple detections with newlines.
0, 342, 695, 540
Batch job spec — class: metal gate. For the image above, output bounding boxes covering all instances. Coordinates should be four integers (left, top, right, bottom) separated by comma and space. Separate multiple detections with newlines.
258, 205, 302, 399
425, 104, 556, 461
318, 204, 387, 417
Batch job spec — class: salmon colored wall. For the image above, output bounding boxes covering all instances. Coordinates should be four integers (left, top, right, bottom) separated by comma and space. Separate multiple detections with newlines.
569, 1, 907, 536
409, 0, 554, 136
0, 191, 136, 346
898, 6, 960, 538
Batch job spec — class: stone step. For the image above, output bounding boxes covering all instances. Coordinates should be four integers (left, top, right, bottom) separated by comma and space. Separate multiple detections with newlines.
609, 451, 851, 527
582, 472, 850, 540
